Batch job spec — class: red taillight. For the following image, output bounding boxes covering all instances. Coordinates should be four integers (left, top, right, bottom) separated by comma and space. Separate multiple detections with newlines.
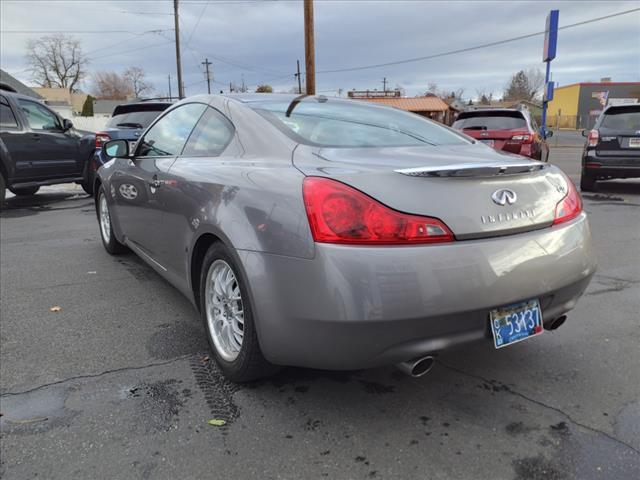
587, 129, 599, 147
511, 134, 533, 144
553, 178, 583, 225
302, 177, 454, 245
95, 132, 111, 149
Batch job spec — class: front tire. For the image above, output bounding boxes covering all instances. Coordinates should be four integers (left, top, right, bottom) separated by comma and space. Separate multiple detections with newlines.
9, 186, 39, 196
97, 186, 128, 254
199, 242, 278, 382
580, 170, 597, 192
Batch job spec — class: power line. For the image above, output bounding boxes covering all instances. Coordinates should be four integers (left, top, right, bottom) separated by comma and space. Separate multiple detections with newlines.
2, 29, 173, 34
315, 7, 640, 74
186, 0, 210, 46
92, 41, 174, 60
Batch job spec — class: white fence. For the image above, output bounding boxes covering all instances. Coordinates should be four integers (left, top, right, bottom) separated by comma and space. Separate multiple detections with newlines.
71, 116, 109, 133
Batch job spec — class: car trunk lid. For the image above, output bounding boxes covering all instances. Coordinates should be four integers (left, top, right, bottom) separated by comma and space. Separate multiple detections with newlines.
461, 128, 530, 154
294, 144, 568, 240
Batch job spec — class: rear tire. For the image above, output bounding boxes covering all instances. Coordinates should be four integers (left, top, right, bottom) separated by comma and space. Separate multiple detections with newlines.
199, 242, 279, 382
580, 171, 597, 192
96, 186, 128, 255
9, 186, 39, 196
0, 174, 5, 208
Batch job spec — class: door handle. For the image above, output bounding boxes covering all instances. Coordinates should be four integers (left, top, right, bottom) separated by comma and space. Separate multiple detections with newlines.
32, 134, 41, 141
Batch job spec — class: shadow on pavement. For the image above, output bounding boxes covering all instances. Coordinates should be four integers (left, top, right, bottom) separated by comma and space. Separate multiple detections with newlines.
1, 191, 92, 218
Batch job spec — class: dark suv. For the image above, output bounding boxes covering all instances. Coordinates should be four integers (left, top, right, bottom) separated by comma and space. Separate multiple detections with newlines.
580, 104, 640, 191
0, 90, 95, 206
452, 108, 550, 161
86, 99, 173, 193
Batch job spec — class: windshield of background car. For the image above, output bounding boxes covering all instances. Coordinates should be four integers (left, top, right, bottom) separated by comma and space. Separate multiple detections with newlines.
252, 99, 470, 147
600, 106, 640, 130
106, 110, 165, 128
453, 111, 527, 130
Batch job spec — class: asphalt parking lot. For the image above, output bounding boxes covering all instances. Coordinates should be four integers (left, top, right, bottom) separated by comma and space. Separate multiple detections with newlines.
1, 147, 639, 480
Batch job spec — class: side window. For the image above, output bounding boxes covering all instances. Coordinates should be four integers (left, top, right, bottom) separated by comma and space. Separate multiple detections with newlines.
18, 99, 60, 130
137, 103, 207, 157
182, 107, 235, 157
1, 97, 19, 129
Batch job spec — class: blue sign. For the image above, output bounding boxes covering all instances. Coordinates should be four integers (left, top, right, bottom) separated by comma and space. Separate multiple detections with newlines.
544, 81, 554, 102
543, 10, 559, 62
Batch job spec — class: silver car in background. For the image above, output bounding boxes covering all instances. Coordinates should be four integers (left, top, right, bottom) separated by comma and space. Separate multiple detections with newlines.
95, 94, 596, 381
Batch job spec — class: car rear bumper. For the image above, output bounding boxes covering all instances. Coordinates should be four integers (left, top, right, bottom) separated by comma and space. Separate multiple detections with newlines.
238, 213, 596, 370
583, 150, 640, 178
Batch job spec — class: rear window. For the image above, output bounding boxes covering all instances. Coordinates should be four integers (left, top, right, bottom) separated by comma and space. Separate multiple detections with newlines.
106, 104, 170, 129
251, 98, 469, 148
600, 106, 640, 130
453, 111, 527, 130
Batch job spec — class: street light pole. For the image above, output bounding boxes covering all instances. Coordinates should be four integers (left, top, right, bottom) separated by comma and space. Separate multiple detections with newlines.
303, 0, 315, 95
173, 0, 185, 99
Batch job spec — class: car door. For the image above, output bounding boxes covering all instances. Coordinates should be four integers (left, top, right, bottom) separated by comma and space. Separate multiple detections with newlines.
0, 95, 27, 181
113, 102, 207, 261
16, 98, 80, 179
153, 105, 239, 280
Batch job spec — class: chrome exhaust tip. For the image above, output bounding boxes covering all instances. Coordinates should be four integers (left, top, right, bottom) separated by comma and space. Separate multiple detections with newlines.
396, 355, 436, 378
545, 315, 567, 331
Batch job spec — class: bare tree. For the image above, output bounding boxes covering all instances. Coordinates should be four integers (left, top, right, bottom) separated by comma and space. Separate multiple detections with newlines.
26, 34, 88, 92
91, 71, 133, 99
504, 69, 545, 101
476, 89, 493, 105
394, 84, 406, 97
123, 67, 153, 98
425, 82, 439, 96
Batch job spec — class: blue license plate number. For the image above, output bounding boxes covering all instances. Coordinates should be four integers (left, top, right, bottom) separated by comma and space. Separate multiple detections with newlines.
490, 299, 543, 349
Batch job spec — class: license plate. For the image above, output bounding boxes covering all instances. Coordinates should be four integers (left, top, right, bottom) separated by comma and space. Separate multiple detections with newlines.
628, 138, 640, 148
480, 139, 495, 147
490, 299, 543, 349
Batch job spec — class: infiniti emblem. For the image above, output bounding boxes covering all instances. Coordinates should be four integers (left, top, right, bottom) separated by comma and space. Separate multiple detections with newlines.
491, 189, 517, 206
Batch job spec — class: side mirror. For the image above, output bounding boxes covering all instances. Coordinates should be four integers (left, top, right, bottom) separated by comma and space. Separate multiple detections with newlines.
103, 139, 130, 159
62, 118, 73, 131
581, 129, 588, 137
546, 130, 553, 138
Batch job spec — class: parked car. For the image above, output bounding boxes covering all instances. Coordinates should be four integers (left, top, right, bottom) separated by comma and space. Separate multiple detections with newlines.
452, 108, 550, 161
580, 104, 640, 191
86, 99, 173, 195
95, 94, 595, 382
0, 89, 95, 206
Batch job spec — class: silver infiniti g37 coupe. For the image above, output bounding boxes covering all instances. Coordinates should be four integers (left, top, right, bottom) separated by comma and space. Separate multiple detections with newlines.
95, 94, 596, 381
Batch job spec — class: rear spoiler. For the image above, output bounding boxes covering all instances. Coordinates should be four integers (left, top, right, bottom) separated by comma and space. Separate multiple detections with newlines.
395, 161, 547, 178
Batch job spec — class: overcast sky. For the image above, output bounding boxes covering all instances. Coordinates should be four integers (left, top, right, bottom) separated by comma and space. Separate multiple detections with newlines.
1, 0, 639, 99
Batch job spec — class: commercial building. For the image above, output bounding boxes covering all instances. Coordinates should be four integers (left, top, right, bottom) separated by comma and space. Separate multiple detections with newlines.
348, 90, 453, 123
546, 81, 640, 129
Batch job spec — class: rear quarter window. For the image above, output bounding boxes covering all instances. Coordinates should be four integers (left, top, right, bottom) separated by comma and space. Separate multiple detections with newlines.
1, 97, 19, 129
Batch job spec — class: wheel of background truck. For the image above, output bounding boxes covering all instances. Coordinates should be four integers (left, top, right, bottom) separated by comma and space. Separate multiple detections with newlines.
580, 171, 597, 192
96, 185, 128, 255
9, 186, 39, 196
0, 174, 5, 208
81, 158, 94, 196
199, 241, 280, 382
81, 179, 93, 196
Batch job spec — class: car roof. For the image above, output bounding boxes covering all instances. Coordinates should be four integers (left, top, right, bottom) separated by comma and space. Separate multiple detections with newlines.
0, 89, 46, 103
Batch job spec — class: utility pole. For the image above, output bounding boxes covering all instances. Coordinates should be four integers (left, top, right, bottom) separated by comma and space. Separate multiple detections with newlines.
382, 77, 387, 92
295, 59, 302, 94
168, 74, 172, 99
173, 0, 184, 99
202, 58, 212, 94
303, 0, 315, 95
